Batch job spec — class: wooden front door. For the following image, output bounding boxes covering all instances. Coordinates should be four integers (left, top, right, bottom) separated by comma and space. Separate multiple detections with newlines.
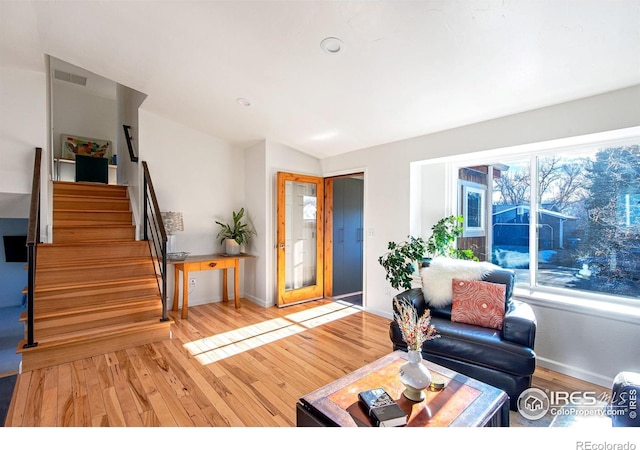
276, 172, 324, 306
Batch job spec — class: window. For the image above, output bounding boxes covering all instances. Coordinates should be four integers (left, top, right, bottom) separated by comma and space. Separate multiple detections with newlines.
457, 139, 640, 303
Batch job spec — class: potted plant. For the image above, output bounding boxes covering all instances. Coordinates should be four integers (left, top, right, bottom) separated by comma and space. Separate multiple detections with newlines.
426, 215, 477, 261
215, 208, 256, 255
378, 236, 427, 291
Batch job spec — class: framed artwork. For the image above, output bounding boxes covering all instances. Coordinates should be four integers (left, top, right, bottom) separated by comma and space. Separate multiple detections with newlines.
460, 182, 486, 237
62, 134, 112, 160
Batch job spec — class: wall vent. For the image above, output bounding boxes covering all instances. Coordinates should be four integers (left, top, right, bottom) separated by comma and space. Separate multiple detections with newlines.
54, 69, 87, 86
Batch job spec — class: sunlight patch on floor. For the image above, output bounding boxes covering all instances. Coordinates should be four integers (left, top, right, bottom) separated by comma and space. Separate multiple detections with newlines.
183, 302, 359, 364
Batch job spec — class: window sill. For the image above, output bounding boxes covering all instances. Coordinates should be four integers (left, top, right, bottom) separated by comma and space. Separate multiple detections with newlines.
513, 287, 640, 326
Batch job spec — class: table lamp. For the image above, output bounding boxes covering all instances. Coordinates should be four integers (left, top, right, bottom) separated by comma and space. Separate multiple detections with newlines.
161, 211, 183, 254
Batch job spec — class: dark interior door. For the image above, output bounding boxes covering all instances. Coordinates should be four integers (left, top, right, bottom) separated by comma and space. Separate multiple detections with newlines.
332, 177, 363, 296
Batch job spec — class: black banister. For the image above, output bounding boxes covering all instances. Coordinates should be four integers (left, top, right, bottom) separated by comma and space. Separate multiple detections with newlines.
142, 161, 170, 322
25, 147, 42, 349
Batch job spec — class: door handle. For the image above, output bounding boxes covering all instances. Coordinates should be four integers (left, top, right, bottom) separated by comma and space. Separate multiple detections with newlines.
209, 262, 217, 268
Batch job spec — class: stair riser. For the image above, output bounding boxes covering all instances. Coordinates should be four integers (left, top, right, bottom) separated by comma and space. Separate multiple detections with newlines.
53, 183, 128, 199
53, 227, 135, 243
36, 263, 156, 286
19, 324, 171, 372
54, 198, 130, 212
32, 284, 160, 304
54, 210, 132, 224
37, 242, 150, 264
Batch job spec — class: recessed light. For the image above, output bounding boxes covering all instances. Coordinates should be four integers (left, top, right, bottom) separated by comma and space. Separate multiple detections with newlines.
320, 37, 343, 54
236, 97, 251, 107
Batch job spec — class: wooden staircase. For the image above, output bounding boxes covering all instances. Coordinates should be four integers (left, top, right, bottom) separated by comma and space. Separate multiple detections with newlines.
17, 181, 173, 372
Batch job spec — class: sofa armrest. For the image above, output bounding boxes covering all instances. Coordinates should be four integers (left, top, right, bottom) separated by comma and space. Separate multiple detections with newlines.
502, 299, 537, 349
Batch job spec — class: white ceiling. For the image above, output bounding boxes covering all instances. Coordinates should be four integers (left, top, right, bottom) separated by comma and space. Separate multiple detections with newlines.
2, 1, 640, 159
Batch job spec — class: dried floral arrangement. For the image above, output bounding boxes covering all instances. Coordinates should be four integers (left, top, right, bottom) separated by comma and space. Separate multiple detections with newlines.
393, 297, 440, 351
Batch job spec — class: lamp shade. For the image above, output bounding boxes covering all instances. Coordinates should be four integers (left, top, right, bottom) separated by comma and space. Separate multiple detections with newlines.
161, 211, 184, 234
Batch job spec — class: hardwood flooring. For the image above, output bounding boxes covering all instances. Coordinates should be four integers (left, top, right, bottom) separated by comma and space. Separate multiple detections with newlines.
4, 297, 610, 428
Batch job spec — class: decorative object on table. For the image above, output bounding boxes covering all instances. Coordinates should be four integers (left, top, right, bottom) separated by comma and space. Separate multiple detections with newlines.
215, 207, 256, 256
393, 296, 440, 401
425, 215, 478, 262
161, 211, 184, 254
378, 235, 426, 291
357, 387, 407, 427
167, 251, 190, 261
62, 134, 112, 160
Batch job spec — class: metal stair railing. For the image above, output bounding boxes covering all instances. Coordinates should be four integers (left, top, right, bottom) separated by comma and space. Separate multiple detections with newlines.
142, 161, 169, 322
24, 147, 42, 349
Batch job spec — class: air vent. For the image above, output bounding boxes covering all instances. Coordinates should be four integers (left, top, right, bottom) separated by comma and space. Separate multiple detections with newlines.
54, 69, 87, 86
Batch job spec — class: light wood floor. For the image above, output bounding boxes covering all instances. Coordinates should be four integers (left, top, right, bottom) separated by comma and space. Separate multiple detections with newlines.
4, 298, 608, 427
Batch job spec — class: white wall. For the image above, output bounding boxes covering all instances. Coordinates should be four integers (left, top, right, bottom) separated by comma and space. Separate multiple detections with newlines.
52, 81, 116, 159
321, 85, 640, 386
116, 83, 147, 233
243, 141, 267, 306
139, 110, 244, 308
0, 65, 49, 239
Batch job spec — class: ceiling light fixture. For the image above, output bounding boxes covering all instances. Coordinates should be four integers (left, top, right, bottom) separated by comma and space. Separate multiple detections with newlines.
236, 97, 251, 107
320, 37, 343, 54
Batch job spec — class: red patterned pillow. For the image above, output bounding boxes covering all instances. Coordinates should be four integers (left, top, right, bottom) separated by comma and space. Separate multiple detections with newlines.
451, 278, 506, 330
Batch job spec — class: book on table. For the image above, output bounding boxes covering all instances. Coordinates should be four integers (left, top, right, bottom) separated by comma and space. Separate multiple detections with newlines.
358, 388, 408, 427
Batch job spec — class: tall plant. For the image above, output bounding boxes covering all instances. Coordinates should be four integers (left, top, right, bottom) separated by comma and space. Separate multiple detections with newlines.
378, 236, 426, 291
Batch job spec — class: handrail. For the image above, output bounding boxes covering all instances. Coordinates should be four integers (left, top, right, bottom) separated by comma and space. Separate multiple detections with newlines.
142, 161, 169, 322
25, 147, 42, 349
123, 125, 139, 162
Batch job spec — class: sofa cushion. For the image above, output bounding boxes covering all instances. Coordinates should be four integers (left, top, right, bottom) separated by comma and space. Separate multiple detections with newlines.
451, 278, 506, 330
421, 317, 536, 376
420, 257, 500, 308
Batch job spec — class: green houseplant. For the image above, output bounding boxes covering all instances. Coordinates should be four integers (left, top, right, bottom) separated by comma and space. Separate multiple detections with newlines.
426, 215, 477, 261
378, 236, 427, 291
215, 208, 255, 255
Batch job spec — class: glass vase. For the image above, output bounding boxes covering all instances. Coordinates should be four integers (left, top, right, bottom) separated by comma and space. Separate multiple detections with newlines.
399, 349, 431, 401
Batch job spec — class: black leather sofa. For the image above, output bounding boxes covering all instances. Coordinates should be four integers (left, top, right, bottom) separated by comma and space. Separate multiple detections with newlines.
389, 268, 537, 412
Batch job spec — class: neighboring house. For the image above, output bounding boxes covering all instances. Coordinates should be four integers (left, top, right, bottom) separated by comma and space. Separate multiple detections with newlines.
493, 205, 578, 250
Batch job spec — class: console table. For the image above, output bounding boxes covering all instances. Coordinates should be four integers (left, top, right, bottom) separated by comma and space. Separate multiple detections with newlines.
171, 253, 253, 319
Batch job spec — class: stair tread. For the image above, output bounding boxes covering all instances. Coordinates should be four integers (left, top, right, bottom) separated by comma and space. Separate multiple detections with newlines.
36, 256, 154, 270
20, 296, 162, 319
17, 318, 173, 352
23, 274, 160, 293
54, 224, 135, 229
39, 240, 146, 247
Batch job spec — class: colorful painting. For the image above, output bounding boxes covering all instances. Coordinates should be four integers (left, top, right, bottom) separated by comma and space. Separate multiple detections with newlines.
62, 134, 112, 160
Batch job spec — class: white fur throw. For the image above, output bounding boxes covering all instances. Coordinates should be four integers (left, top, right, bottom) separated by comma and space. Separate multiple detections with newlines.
421, 257, 500, 308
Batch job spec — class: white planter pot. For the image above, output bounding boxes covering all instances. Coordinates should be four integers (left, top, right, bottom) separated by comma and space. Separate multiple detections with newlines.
225, 238, 241, 255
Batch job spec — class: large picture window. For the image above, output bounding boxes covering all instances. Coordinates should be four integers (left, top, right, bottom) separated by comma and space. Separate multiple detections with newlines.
458, 139, 640, 303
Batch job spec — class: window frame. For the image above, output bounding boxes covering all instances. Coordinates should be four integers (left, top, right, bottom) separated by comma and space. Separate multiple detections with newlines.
459, 180, 486, 237
442, 127, 640, 317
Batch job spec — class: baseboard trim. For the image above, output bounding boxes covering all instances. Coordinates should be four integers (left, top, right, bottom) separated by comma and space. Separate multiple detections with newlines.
536, 356, 614, 389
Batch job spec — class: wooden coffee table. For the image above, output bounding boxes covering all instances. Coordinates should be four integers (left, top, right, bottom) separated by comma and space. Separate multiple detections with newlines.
296, 350, 509, 427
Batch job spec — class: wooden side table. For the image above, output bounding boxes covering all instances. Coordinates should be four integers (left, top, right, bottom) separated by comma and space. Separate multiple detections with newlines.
296, 350, 509, 427
171, 253, 252, 319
